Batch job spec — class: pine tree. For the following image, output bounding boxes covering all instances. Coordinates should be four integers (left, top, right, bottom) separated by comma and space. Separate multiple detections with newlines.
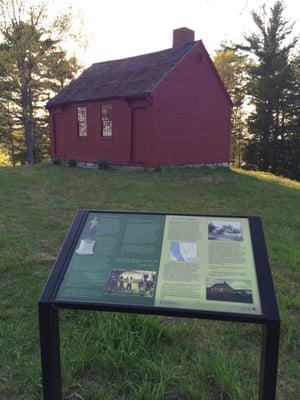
0, 0, 81, 164
214, 46, 247, 167
238, 1, 299, 178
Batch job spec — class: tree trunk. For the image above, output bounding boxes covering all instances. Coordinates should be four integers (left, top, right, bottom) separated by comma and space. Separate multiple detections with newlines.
271, 110, 280, 174
238, 128, 242, 168
261, 106, 272, 171
231, 112, 236, 166
7, 124, 16, 167
21, 83, 35, 164
24, 129, 34, 164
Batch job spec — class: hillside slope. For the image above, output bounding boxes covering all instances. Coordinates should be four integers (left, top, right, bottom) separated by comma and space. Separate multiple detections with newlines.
0, 165, 299, 400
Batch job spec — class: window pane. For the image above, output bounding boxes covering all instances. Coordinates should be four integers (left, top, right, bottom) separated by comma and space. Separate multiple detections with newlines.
79, 121, 87, 136
101, 104, 112, 136
102, 104, 112, 119
78, 107, 86, 122
102, 120, 112, 136
78, 107, 87, 136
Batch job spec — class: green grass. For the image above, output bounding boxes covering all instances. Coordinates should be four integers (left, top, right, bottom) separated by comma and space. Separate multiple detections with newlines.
0, 165, 299, 400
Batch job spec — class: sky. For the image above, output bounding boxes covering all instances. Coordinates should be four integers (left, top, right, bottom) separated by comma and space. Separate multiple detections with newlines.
39, 0, 300, 66
210, 220, 241, 230
207, 279, 252, 290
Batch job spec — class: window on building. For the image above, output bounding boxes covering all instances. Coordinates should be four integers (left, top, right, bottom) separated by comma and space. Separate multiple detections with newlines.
101, 104, 112, 136
77, 106, 87, 136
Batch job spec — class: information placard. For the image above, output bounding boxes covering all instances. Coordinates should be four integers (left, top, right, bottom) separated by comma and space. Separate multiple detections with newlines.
56, 212, 261, 315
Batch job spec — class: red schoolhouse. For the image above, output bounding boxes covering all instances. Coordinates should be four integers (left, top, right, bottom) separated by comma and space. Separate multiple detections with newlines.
47, 27, 232, 167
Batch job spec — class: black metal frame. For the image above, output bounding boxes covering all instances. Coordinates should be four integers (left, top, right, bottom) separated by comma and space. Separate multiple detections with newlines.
39, 210, 280, 400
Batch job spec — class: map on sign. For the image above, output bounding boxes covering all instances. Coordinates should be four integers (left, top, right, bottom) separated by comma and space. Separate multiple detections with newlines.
56, 212, 261, 315
170, 241, 197, 262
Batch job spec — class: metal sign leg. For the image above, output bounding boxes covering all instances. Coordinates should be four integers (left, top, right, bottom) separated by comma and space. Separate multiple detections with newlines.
39, 303, 62, 400
259, 321, 280, 400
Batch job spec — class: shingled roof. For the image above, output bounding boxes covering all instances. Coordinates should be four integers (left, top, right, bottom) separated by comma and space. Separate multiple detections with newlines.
47, 41, 197, 107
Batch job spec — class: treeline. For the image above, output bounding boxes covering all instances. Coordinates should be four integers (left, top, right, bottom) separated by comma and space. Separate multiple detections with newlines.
0, 1, 299, 180
214, 1, 299, 181
0, 0, 81, 165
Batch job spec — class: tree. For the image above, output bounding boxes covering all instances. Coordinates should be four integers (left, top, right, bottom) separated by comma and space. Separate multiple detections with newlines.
0, 0, 81, 164
0, 41, 23, 165
238, 1, 299, 179
214, 46, 247, 167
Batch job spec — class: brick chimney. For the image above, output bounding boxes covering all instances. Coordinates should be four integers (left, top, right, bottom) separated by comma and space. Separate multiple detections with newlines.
173, 27, 195, 48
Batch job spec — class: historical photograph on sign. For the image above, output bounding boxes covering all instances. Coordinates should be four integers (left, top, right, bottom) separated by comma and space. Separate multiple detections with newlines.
208, 220, 243, 241
169, 241, 197, 262
206, 279, 253, 303
105, 269, 156, 297
75, 217, 100, 255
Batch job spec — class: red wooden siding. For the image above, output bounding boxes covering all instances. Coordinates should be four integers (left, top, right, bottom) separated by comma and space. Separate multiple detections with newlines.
131, 107, 150, 163
50, 99, 153, 165
151, 41, 231, 166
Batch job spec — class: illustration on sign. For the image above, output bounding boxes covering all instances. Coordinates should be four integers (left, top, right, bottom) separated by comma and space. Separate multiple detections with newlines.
105, 269, 156, 297
76, 217, 99, 255
206, 279, 253, 303
208, 220, 243, 241
170, 241, 197, 262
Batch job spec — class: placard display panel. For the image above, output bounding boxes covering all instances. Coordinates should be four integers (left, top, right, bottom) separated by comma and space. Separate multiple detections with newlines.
56, 212, 261, 315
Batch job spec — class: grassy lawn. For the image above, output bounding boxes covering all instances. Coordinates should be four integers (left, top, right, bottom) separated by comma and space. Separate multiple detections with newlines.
0, 165, 299, 400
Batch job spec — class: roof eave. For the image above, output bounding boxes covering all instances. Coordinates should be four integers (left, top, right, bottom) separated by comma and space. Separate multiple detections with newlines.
46, 92, 152, 109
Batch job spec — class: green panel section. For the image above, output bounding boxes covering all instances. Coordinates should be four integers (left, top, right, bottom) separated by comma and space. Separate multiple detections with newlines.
56, 212, 165, 306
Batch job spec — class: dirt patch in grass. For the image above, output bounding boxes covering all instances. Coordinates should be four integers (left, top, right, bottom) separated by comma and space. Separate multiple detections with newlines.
36, 252, 57, 262
200, 175, 225, 183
